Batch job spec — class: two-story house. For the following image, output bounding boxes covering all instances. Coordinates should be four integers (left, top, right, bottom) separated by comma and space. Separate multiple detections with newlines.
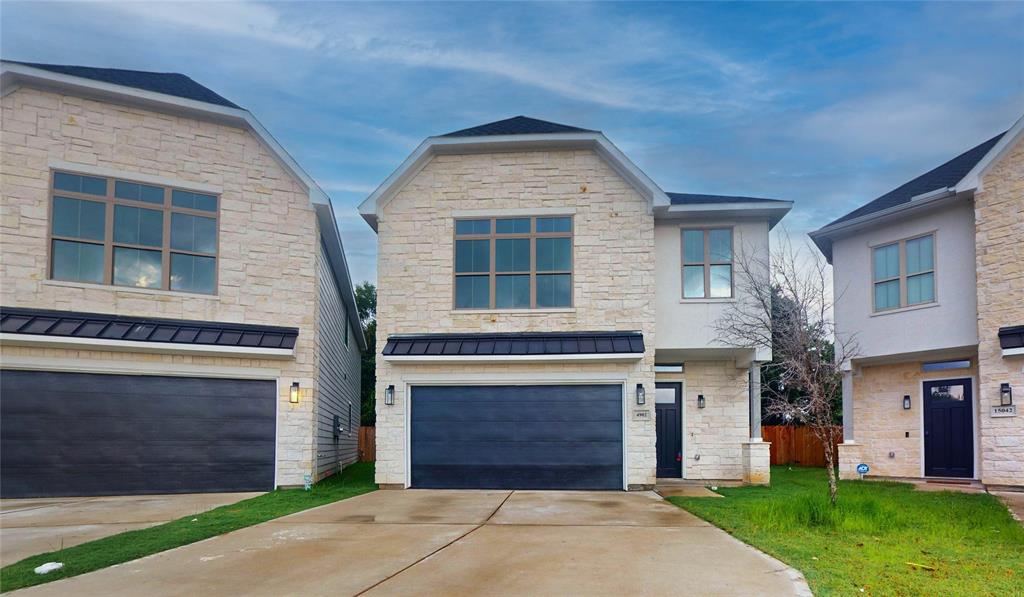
0, 61, 365, 497
810, 115, 1023, 489
359, 116, 791, 490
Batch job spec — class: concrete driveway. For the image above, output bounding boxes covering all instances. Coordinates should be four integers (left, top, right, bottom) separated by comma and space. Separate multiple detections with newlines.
15, 490, 810, 596
1, 492, 260, 565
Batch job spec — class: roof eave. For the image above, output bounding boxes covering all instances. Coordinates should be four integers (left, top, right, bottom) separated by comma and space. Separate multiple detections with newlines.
358, 132, 671, 231
809, 187, 960, 262
660, 201, 793, 229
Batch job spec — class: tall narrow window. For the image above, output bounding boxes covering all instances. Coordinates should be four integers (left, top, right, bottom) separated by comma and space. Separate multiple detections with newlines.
48, 170, 219, 293
872, 233, 935, 312
453, 216, 573, 309
682, 228, 733, 298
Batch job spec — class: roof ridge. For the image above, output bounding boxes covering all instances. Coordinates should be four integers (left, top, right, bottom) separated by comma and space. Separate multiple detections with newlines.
441, 115, 596, 137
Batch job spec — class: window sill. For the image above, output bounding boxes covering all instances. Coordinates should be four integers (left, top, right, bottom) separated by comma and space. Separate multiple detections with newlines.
43, 279, 218, 299
452, 308, 576, 314
869, 301, 939, 317
679, 298, 736, 304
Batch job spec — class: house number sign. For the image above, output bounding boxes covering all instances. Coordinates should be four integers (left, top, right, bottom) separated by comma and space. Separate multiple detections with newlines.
991, 405, 1017, 418
632, 409, 651, 421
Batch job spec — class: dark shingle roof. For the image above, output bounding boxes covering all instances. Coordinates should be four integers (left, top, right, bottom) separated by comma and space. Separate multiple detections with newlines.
0, 307, 296, 349
667, 192, 788, 205
441, 116, 595, 137
7, 61, 241, 109
383, 331, 644, 357
823, 132, 1005, 228
999, 326, 1024, 350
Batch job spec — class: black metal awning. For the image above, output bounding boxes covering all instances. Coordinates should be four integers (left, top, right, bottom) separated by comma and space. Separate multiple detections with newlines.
0, 306, 298, 349
383, 331, 644, 357
999, 325, 1024, 350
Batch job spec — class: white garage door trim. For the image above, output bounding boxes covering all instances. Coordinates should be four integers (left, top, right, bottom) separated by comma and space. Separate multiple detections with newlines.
400, 371, 628, 490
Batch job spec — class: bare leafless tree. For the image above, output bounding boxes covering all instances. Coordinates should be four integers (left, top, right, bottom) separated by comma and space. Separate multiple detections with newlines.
715, 231, 858, 505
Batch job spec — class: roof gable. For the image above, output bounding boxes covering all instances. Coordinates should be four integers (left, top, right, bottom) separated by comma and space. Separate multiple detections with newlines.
442, 116, 595, 137
6, 61, 240, 109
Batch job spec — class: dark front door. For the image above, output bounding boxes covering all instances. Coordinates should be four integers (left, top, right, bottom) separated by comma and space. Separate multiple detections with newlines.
655, 382, 682, 478
1, 370, 276, 498
923, 378, 974, 478
410, 384, 623, 490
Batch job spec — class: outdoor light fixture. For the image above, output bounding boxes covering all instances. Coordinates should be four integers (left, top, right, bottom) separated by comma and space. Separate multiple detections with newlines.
385, 384, 395, 406
1001, 383, 1013, 406
903, 395, 911, 410
636, 384, 646, 405
289, 382, 300, 404
697, 394, 706, 409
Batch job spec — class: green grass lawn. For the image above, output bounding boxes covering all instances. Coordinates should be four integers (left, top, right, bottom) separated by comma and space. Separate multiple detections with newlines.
1, 462, 376, 593
668, 466, 1024, 596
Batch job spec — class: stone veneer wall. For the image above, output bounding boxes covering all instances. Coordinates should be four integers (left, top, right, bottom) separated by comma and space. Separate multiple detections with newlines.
0, 86, 323, 487
851, 359, 977, 478
374, 149, 656, 488
678, 361, 751, 480
975, 135, 1024, 487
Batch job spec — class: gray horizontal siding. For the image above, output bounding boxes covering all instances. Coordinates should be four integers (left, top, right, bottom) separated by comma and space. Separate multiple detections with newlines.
315, 240, 361, 479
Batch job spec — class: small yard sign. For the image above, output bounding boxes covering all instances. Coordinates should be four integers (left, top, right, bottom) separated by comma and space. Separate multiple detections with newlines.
991, 405, 1017, 417
856, 463, 870, 476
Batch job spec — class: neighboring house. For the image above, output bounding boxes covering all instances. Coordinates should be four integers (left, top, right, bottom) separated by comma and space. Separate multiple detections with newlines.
359, 116, 791, 490
810, 116, 1023, 489
0, 61, 365, 498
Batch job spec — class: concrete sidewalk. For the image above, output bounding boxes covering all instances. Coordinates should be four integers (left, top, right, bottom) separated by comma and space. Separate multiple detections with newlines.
1, 492, 260, 565
14, 489, 810, 596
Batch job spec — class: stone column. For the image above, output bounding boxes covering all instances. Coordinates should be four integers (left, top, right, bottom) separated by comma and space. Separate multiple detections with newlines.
841, 370, 854, 441
749, 365, 762, 441
837, 368, 863, 480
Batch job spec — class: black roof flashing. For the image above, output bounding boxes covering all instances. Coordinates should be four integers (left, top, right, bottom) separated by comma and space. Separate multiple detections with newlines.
667, 192, 788, 205
999, 326, 1024, 350
0, 307, 297, 349
383, 331, 644, 357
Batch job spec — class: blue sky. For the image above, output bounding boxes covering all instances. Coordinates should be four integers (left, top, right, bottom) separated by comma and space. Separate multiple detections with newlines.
3, 1, 1022, 285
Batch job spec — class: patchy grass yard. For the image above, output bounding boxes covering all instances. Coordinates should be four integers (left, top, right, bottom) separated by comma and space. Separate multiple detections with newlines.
669, 466, 1024, 596
1, 462, 376, 593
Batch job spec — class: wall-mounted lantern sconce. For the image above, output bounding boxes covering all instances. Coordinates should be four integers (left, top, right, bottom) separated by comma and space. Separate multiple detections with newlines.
1001, 383, 1013, 406
385, 384, 395, 406
289, 381, 300, 404
697, 394, 706, 409
903, 395, 911, 410
635, 384, 646, 405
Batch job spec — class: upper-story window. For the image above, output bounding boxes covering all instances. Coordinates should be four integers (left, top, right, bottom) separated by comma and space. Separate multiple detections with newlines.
453, 216, 573, 309
48, 171, 219, 294
872, 233, 934, 312
682, 228, 732, 298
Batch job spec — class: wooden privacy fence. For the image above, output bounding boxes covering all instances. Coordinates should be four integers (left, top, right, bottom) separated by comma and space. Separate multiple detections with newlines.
762, 425, 842, 467
358, 426, 376, 462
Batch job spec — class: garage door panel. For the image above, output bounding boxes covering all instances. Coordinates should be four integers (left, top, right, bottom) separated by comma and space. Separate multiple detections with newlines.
411, 384, 623, 490
1, 370, 276, 498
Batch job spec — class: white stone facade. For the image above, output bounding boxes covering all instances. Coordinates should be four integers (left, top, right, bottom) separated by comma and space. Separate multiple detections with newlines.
0, 85, 357, 488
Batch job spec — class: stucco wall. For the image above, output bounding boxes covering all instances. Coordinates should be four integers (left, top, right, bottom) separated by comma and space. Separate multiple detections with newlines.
851, 358, 978, 478
831, 199, 978, 360
374, 149, 657, 488
975, 134, 1024, 487
0, 85, 322, 486
654, 217, 770, 359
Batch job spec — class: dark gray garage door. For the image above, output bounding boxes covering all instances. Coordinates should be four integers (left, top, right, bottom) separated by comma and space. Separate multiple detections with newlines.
1, 370, 276, 498
411, 384, 622, 490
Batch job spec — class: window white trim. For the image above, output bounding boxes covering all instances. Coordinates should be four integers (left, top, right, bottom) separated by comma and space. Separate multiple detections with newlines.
1002, 347, 1024, 357
0, 333, 295, 359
